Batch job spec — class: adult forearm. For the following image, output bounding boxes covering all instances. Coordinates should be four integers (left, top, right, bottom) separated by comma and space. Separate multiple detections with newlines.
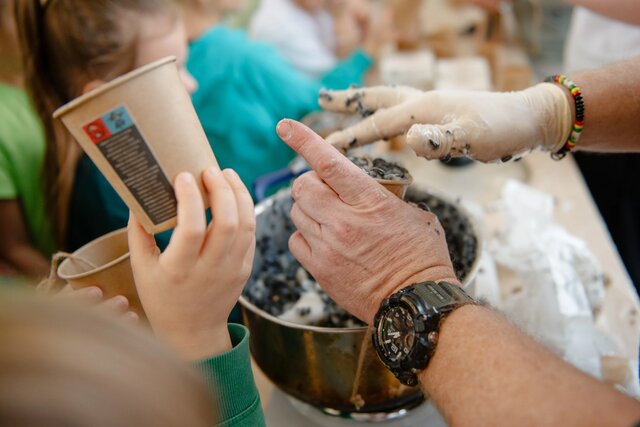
568, 0, 640, 25
569, 56, 640, 153
420, 305, 640, 427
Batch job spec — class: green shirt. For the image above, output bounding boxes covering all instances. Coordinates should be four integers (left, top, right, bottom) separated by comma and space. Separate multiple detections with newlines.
0, 83, 55, 255
194, 323, 265, 426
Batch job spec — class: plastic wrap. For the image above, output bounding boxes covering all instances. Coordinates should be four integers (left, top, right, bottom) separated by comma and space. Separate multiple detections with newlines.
488, 180, 637, 395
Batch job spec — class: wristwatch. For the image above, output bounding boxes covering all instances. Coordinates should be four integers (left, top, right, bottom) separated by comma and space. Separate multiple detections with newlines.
372, 281, 475, 386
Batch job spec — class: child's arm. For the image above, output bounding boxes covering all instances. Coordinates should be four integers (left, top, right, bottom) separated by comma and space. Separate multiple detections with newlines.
128, 168, 264, 426
0, 199, 50, 278
128, 168, 255, 359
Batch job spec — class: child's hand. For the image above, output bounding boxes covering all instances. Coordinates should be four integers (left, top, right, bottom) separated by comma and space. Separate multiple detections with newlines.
128, 168, 255, 360
52, 284, 139, 322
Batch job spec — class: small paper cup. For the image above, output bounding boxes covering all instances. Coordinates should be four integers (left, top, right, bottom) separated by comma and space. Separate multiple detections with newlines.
57, 228, 144, 318
54, 56, 217, 235
376, 176, 413, 199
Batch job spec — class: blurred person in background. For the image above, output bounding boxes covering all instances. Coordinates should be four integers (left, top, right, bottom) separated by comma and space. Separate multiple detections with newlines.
0, 0, 54, 279
249, 0, 392, 79
180, 0, 374, 198
0, 165, 262, 426
0, 292, 214, 426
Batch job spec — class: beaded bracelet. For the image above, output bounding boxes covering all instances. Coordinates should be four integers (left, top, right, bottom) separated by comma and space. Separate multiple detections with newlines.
545, 74, 585, 160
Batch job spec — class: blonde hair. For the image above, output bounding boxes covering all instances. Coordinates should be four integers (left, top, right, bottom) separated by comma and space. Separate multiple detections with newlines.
0, 289, 214, 426
15, 0, 178, 247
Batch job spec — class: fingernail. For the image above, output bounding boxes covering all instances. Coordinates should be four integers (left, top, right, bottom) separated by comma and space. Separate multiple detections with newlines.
176, 172, 194, 184
86, 287, 103, 299
109, 295, 129, 308
292, 177, 303, 198
223, 168, 239, 180
125, 311, 139, 323
277, 120, 293, 141
205, 166, 220, 176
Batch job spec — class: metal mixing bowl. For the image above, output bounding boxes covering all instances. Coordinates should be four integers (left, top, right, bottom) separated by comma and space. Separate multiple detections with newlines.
239, 186, 482, 418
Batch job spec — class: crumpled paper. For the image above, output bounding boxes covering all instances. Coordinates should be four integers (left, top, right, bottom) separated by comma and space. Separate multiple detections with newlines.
488, 180, 638, 396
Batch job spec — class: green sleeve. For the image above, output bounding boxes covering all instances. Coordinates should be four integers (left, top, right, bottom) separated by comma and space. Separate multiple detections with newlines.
0, 137, 17, 199
193, 324, 266, 427
0, 159, 17, 199
319, 49, 374, 89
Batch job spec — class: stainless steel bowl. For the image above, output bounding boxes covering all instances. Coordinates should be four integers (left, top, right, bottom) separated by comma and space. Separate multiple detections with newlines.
239, 186, 482, 418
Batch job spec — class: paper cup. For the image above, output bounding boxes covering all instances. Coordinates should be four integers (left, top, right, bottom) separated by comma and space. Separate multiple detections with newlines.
53, 56, 217, 234
57, 228, 143, 318
377, 176, 413, 199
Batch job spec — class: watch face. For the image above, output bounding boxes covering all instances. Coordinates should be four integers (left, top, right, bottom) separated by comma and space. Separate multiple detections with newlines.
378, 305, 415, 362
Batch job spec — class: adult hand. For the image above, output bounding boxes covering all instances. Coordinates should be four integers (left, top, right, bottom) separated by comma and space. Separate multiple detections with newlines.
128, 168, 255, 360
276, 119, 458, 324
320, 84, 572, 163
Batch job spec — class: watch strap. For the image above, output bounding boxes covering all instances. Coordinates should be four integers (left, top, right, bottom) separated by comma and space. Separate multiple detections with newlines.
374, 281, 476, 387
409, 281, 474, 312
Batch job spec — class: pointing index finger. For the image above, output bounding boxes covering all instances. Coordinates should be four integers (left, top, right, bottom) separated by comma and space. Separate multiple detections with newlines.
276, 119, 378, 206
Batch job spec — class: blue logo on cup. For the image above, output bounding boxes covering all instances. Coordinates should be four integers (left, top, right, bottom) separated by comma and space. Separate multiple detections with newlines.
102, 106, 134, 134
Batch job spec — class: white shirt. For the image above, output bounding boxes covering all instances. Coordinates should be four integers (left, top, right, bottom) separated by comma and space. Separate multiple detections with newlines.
564, 6, 640, 72
249, 0, 337, 79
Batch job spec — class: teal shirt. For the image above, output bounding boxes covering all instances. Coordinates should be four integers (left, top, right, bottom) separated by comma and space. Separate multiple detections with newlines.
194, 324, 265, 426
187, 26, 372, 196
67, 156, 172, 250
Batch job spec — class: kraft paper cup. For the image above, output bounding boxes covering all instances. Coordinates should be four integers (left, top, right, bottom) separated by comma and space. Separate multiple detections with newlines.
57, 228, 144, 318
377, 176, 413, 200
53, 56, 218, 235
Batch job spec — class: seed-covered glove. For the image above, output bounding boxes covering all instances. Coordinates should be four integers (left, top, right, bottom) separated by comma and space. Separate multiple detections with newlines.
319, 83, 572, 163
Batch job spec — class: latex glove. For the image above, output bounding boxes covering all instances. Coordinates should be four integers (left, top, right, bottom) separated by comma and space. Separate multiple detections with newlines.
128, 168, 255, 360
320, 83, 572, 163
276, 119, 459, 324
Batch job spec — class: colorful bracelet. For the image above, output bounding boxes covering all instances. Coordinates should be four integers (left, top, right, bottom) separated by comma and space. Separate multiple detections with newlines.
545, 74, 585, 160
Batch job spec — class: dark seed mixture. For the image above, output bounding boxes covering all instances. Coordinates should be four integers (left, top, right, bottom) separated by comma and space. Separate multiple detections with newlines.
406, 188, 478, 281
244, 195, 362, 328
243, 188, 478, 328
348, 155, 411, 182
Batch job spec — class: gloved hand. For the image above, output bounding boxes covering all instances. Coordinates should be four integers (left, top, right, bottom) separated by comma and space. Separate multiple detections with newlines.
319, 83, 572, 163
